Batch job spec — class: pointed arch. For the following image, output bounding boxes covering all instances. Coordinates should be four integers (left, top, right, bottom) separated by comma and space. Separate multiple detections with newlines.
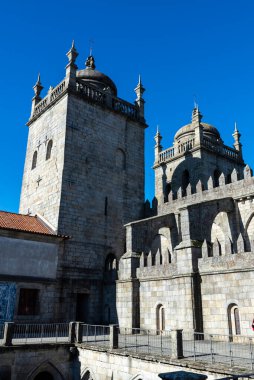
210, 211, 232, 256
81, 367, 97, 380
27, 361, 64, 380
245, 212, 254, 251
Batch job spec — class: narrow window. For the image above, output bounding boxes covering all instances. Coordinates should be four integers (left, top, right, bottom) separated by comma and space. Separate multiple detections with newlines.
104, 197, 108, 216
46, 140, 53, 160
18, 288, 39, 315
156, 304, 165, 333
31, 151, 37, 170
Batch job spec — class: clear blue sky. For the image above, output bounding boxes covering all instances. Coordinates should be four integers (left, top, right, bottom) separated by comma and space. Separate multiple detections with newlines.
1, 0, 254, 212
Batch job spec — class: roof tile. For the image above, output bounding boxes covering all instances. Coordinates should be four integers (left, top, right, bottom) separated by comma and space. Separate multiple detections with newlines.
0, 211, 55, 236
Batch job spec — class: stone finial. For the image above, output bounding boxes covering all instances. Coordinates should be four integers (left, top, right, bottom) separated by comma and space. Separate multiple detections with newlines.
192, 105, 203, 125
33, 73, 43, 98
168, 190, 174, 202
196, 180, 203, 193
155, 249, 161, 265
202, 239, 209, 258
140, 252, 145, 268
85, 55, 95, 69
177, 187, 183, 199
154, 126, 162, 163
237, 233, 245, 253
225, 236, 233, 255
207, 176, 213, 190
232, 122, 242, 152
213, 239, 221, 257
219, 172, 225, 186
186, 183, 192, 196
135, 75, 145, 120
231, 168, 239, 182
244, 164, 253, 179
147, 251, 152, 266
66, 40, 78, 64
134, 75, 145, 100
192, 105, 203, 145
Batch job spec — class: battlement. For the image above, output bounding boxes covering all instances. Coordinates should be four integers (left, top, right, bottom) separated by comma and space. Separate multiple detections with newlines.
156, 165, 253, 215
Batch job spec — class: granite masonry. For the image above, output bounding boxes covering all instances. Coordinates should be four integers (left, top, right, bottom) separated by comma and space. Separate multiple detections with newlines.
1, 42, 254, 379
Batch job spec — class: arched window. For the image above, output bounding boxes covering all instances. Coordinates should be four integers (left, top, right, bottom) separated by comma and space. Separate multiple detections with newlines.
46, 140, 53, 160
182, 170, 190, 196
156, 304, 165, 333
32, 151, 37, 170
228, 303, 241, 337
116, 148, 126, 170
214, 169, 221, 187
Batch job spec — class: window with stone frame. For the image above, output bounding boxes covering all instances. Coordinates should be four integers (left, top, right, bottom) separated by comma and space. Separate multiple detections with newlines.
46, 140, 53, 160
18, 288, 39, 315
31, 151, 37, 170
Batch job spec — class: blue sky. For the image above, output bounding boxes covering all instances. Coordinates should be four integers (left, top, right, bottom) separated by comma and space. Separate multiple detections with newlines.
1, 0, 254, 212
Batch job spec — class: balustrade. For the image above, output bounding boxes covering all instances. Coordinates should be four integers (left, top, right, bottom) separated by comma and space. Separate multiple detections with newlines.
112, 98, 138, 120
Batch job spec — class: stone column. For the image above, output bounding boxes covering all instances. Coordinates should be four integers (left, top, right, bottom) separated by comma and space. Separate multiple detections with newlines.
3, 322, 15, 346
76, 322, 83, 344
69, 321, 76, 343
109, 324, 118, 349
171, 329, 183, 359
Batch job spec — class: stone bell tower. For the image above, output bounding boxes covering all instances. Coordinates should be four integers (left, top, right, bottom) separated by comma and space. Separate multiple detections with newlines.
19, 42, 147, 323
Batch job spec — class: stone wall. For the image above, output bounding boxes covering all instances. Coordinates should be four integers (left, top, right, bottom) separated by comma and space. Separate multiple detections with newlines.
0, 344, 75, 380
78, 346, 231, 380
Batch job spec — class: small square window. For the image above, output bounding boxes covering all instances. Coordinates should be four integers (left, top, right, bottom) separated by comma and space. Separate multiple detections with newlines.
18, 289, 39, 315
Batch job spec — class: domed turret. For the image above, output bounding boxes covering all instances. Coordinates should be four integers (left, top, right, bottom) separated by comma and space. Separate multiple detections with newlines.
174, 107, 221, 143
77, 55, 117, 96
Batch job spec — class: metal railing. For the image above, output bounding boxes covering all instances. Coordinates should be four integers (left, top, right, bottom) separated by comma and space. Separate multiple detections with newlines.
183, 331, 254, 369
1, 322, 254, 370
117, 327, 172, 356
12, 323, 69, 344
81, 324, 110, 347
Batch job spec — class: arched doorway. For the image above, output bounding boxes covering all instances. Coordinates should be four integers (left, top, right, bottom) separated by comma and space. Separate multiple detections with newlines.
228, 303, 241, 338
156, 304, 165, 333
34, 372, 54, 380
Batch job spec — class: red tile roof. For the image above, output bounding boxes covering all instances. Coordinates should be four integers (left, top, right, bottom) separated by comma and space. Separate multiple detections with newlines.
0, 210, 56, 236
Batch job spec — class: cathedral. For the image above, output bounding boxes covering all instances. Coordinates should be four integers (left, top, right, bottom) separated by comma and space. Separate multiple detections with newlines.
0, 42, 254, 340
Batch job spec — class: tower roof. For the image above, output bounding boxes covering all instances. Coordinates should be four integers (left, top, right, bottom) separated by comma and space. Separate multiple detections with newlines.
174, 107, 221, 142
77, 55, 117, 96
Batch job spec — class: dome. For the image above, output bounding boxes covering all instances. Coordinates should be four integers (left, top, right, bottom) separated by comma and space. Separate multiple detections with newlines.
174, 122, 221, 141
76, 55, 117, 96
